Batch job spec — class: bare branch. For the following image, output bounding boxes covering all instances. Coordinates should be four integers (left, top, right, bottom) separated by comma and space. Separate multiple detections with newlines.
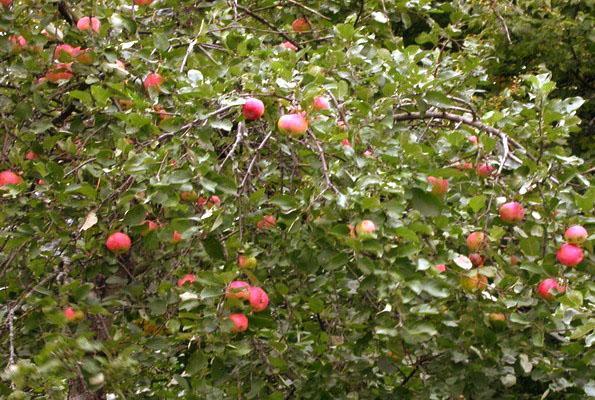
237, 5, 300, 49
308, 130, 340, 195
218, 122, 245, 171
286, 0, 331, 20
239, 131, 273, 193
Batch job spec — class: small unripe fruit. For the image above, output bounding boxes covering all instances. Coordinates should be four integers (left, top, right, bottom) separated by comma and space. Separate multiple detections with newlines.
106, 232, 132, 253
434, 264, 447, 273
0, 170, 23, 186
225, 281, 250, 300
489, 312, 506, 321
355, 220, 376, 239
510, 255, 520, 266
278, 113, 308, 137
229, 313, 248, 332
180, 191, 198, 202
564, 225, 588, 245
461, 271, 488, 292
313, 96, 330, 111
238, 255, 257, 269
249, 287, 269, 312
468, 135, 478, 145
291, 17, 310, 32
177, 274, 197, 287
556, 243, 584, 267
466, 231, 486, 251
242, 98, 265, 120
143, 72, 164, 89
143, 220, 159, 234
77, 17, 101, 33
257, 215, 277, 230
468, 253, 484, 267
499, 201, 525, 223
427, 176, 448, 196
537, 278, 566, 300
476, 163, 494, 178
280, 41, 298, 51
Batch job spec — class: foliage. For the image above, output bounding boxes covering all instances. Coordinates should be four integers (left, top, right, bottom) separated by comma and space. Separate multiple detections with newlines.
0, 0, 593, 398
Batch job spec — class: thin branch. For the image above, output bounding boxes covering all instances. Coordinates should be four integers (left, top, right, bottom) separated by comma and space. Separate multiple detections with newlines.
218, 122, 245, 171
179, 39, 197, 73
308, 130, 339, 195
354, 0, 365, 27
286, 0, 331, 20
7, 305, 15, 367
325, 89, 349, 129
156, 104, 235, 143
239, 131, 273, 193
64, 157, 97, 177
490, 0, 512, 45
237, 5, 300, 49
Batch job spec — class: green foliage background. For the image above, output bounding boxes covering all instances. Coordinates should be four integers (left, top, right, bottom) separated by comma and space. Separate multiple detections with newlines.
0, 0, 593, 398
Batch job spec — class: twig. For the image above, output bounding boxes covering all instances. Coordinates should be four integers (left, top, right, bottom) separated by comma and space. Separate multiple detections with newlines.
179, 39, 197, 72
354, 0, 365, 27
218, 122, 245, 171
286, 0, 331, 20
491, 0, 512, 44
497, 134, 509, 175
308, 130, 339, 194
237, 5, 300, 49
325, 89, 349, 129
7, 305, 15, 367
156, 104, 235, 143
239, 131, 273, 192
197, 44, 218, 64
64, 157, 97, 177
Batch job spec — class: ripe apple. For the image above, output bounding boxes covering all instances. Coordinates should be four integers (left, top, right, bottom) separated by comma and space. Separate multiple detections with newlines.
556, 243, 584, 267
355, 220, 376, 239
209, 195, 221, 207
341, 138, 351, 147
134, 0, 153, 4
143, 72, 164, 90
454, 161, 474, 171
363, 148, 374, 158
291, 17, 310, 32
427, 176, 449, 196
45, 63, 74, 83
313, 96, 330, 111
1, 0, 13, 7
564, 225, 588, 245
196, 196, 208, 208
63, 307, 84, 322
280, 41, 298, 51
468, 253, 484, 267
105, 232, 132, 253
238, 255, 257, 269
499, 201, 525, 223
0, 170, 23, 186
242, 98, 265, 120
171, 230, 183, 243
225, 281, 250, 300
466, 231, 486, 251
468, 135, 478, 145
229, 313, 248, 332
536, 278, 566, 300
25, 151, 38, 160
177, 273, 197, 287
257, 215, 277, 230
142, 220, 159, 235
434, 264, 447, 273
54, 44, 82, 60
461, 270, 488, 292
278, 113, 308, 137
249, 287, 269, 312
77, 17, 101, 33
9, 35, 27, 50
476, 163, 494, 178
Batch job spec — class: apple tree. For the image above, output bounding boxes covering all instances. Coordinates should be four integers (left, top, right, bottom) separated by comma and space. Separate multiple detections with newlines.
0, 0, 593, 398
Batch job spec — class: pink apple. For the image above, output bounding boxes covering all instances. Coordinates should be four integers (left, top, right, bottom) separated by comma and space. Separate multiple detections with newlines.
225, 281, 250, 300
278, 113, 308, 136
499, 201, 525, 223
0, 170, 23, 186
564, 225, 588, 245
466, 231, 486, 251
313, 96, 330, 111
209, 195, 221, 207
257, 215, 277, 230
427, 176, 449, 196
469, 253, 484, 267
171, 230, 183, 243
249, 287, 269, 312
537, 278, 565, 300
341, 138, 351, 147
134, 0, 153, 4
434, 264, 447, 273
143, 72, 164, 89
468, 135, 478, 145
177, 274, 197, 287
280, 41, 298, 51
9, 35, 27, 50
25, 151, 38, 160
556, 243, 584, 267
355, 220, 376, 239
105, 232, 132, 253
77, 17, 101, 33
291, 17, 310, 32
476, 163, 494, 178
229, 313, 248, 332
54, 44, 82, 60
242, 98, 265, 120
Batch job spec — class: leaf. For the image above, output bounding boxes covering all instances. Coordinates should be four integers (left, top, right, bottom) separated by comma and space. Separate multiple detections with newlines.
203, 235, 225, 260
453, 254, 472, 270
79, 211, 98, 231
410, 188, 442, 216
468, 195, 486, 213
520, 237, 540, 256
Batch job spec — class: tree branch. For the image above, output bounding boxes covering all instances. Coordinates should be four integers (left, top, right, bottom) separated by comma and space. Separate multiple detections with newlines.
237, 5, 300, 49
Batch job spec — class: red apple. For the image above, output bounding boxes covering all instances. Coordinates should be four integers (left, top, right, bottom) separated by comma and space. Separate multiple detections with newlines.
171, 230, 183, 243
466, 231, 486, 251
291, 17, 310, 32
209, 195, 221, 207
564, 225, 588, 245
105, 232, 132, 253
355, 220, 376, 239
469, 253, 485, 267
537, 278, 566, 300
229, 313, 248, 332
341, 138, 351, 147
54, 44, 82, 60
25, 151, 38, 160
249, 287, 269, 312
278, 113, 308, 137
142, 220, 159, 235
63, 307, 76, 321
9, 35, 27, 50
556, 243, 584, 267
225, 281, 250, 300
313, 96, 330, 111
257, 215, 277, 230
427, 176, 449, 196
45, 63, 74, 83
476, 163, 494, 178
238, 255, 257, 269
434, 264, 447, 273
177, 273, 197, 287
1, 0, 13, 7
454, 161, 474, 171
242, 98, 265, 120
134, 0, 153, 4
196, 196, 208, 208
280, 41, 298, 51
77, 17, 101, 33
499, 201, 525, 223
143, 72, 164, 89
468, 135, 478, 145
0, 170, 23, 186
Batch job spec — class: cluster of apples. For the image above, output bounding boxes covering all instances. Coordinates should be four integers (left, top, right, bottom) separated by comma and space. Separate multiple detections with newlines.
225, 281, 269, 332
537, 225, 588, 300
